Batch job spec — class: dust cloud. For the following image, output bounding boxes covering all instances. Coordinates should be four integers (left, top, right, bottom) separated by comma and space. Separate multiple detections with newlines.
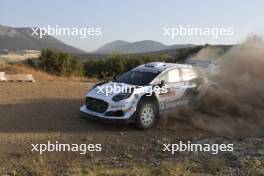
161, 36, 264, 137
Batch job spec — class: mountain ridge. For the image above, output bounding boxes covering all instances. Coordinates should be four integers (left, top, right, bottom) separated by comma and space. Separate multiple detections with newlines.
95, 40, 194, 54
0, 25, 84, 53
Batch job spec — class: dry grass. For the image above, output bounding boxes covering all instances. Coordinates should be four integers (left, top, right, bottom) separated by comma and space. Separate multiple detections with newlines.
7, 158, 263, 176
0, 50, 40, 62
0, 63, 97, 82
0, 60, 7, 68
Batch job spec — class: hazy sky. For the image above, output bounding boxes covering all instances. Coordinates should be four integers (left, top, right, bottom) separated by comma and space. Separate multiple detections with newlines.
1, 0, 264, 52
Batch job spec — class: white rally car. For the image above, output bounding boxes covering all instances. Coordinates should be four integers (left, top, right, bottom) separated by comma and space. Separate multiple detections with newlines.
80, 62, 212, 130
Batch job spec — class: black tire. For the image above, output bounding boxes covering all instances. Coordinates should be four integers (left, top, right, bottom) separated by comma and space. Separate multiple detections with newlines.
135, 100, 158, 130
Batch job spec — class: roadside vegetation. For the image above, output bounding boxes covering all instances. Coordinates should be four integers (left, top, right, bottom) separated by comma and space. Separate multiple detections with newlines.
83, 46, 203, 78
0, 61, 91, 82
22, 46, 204, 79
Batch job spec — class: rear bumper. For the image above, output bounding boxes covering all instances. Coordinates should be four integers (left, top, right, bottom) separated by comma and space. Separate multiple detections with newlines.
80, 105, 135, 124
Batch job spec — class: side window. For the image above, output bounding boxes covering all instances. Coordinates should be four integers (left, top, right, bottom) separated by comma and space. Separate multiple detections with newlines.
158, 69, 180, 83
181, 69, 197, 81
168, 69, 180, 83
158, 73, 168, 83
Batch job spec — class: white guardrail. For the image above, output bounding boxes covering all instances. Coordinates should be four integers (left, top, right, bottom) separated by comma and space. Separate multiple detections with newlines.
0, 72, 6, 81
0, 72, 35, 82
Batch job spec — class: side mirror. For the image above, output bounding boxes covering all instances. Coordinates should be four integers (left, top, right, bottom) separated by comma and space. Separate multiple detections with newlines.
113, 74, 120, 81
158, 80, 165, 88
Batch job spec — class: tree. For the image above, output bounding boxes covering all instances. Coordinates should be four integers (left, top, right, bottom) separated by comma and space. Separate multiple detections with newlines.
39, 49, 83, 76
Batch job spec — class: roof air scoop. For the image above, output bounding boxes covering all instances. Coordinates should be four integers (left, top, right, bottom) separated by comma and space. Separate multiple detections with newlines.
145, 62, 165, 68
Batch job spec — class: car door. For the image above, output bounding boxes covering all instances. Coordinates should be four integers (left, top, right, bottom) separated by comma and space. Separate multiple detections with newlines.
156, 68, 187, 110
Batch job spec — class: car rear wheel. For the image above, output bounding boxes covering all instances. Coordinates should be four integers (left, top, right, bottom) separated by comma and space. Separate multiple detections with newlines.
136, 101, 158, 130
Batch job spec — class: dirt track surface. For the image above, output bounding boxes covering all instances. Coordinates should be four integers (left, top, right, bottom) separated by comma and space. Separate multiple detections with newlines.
0, 82, 208, 166
0, 81, 263, 175
0, 81, 209, 135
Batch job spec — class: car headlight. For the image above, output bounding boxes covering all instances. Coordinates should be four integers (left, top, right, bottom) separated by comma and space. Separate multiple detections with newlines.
112, 88, 134, 102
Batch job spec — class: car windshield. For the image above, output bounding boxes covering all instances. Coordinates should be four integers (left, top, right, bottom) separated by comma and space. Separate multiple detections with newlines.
114, 70, 160, 86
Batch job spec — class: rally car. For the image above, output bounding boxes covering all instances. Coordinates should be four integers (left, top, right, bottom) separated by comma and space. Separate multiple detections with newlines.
80, 62, 212, 130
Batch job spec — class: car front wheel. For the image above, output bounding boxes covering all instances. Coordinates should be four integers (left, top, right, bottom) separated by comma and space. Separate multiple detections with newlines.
136, 101, 158, 130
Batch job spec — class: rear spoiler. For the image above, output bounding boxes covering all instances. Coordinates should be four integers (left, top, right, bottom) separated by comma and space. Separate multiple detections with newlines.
185, 60, 214, 68
186, 60, 219, 75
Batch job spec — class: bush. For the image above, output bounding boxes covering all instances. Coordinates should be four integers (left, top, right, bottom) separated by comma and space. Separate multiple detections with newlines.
38, 49, 83, 76
83, 54, 163, 79
29, 45, 204, 79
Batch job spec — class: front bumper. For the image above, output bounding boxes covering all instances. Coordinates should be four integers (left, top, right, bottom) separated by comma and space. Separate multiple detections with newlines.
80, 105, 135, 123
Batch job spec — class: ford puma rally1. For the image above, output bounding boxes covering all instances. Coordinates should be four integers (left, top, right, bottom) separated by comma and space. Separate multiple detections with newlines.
80, 62, 211, 130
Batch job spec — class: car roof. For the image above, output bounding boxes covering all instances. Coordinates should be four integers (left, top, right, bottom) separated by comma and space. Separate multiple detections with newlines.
133, 62, 192, 72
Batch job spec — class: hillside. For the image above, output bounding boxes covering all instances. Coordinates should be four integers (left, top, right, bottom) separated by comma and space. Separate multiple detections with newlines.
94, 40, 130, 54
94, 40, 193, 54
0, 25, 84, 53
